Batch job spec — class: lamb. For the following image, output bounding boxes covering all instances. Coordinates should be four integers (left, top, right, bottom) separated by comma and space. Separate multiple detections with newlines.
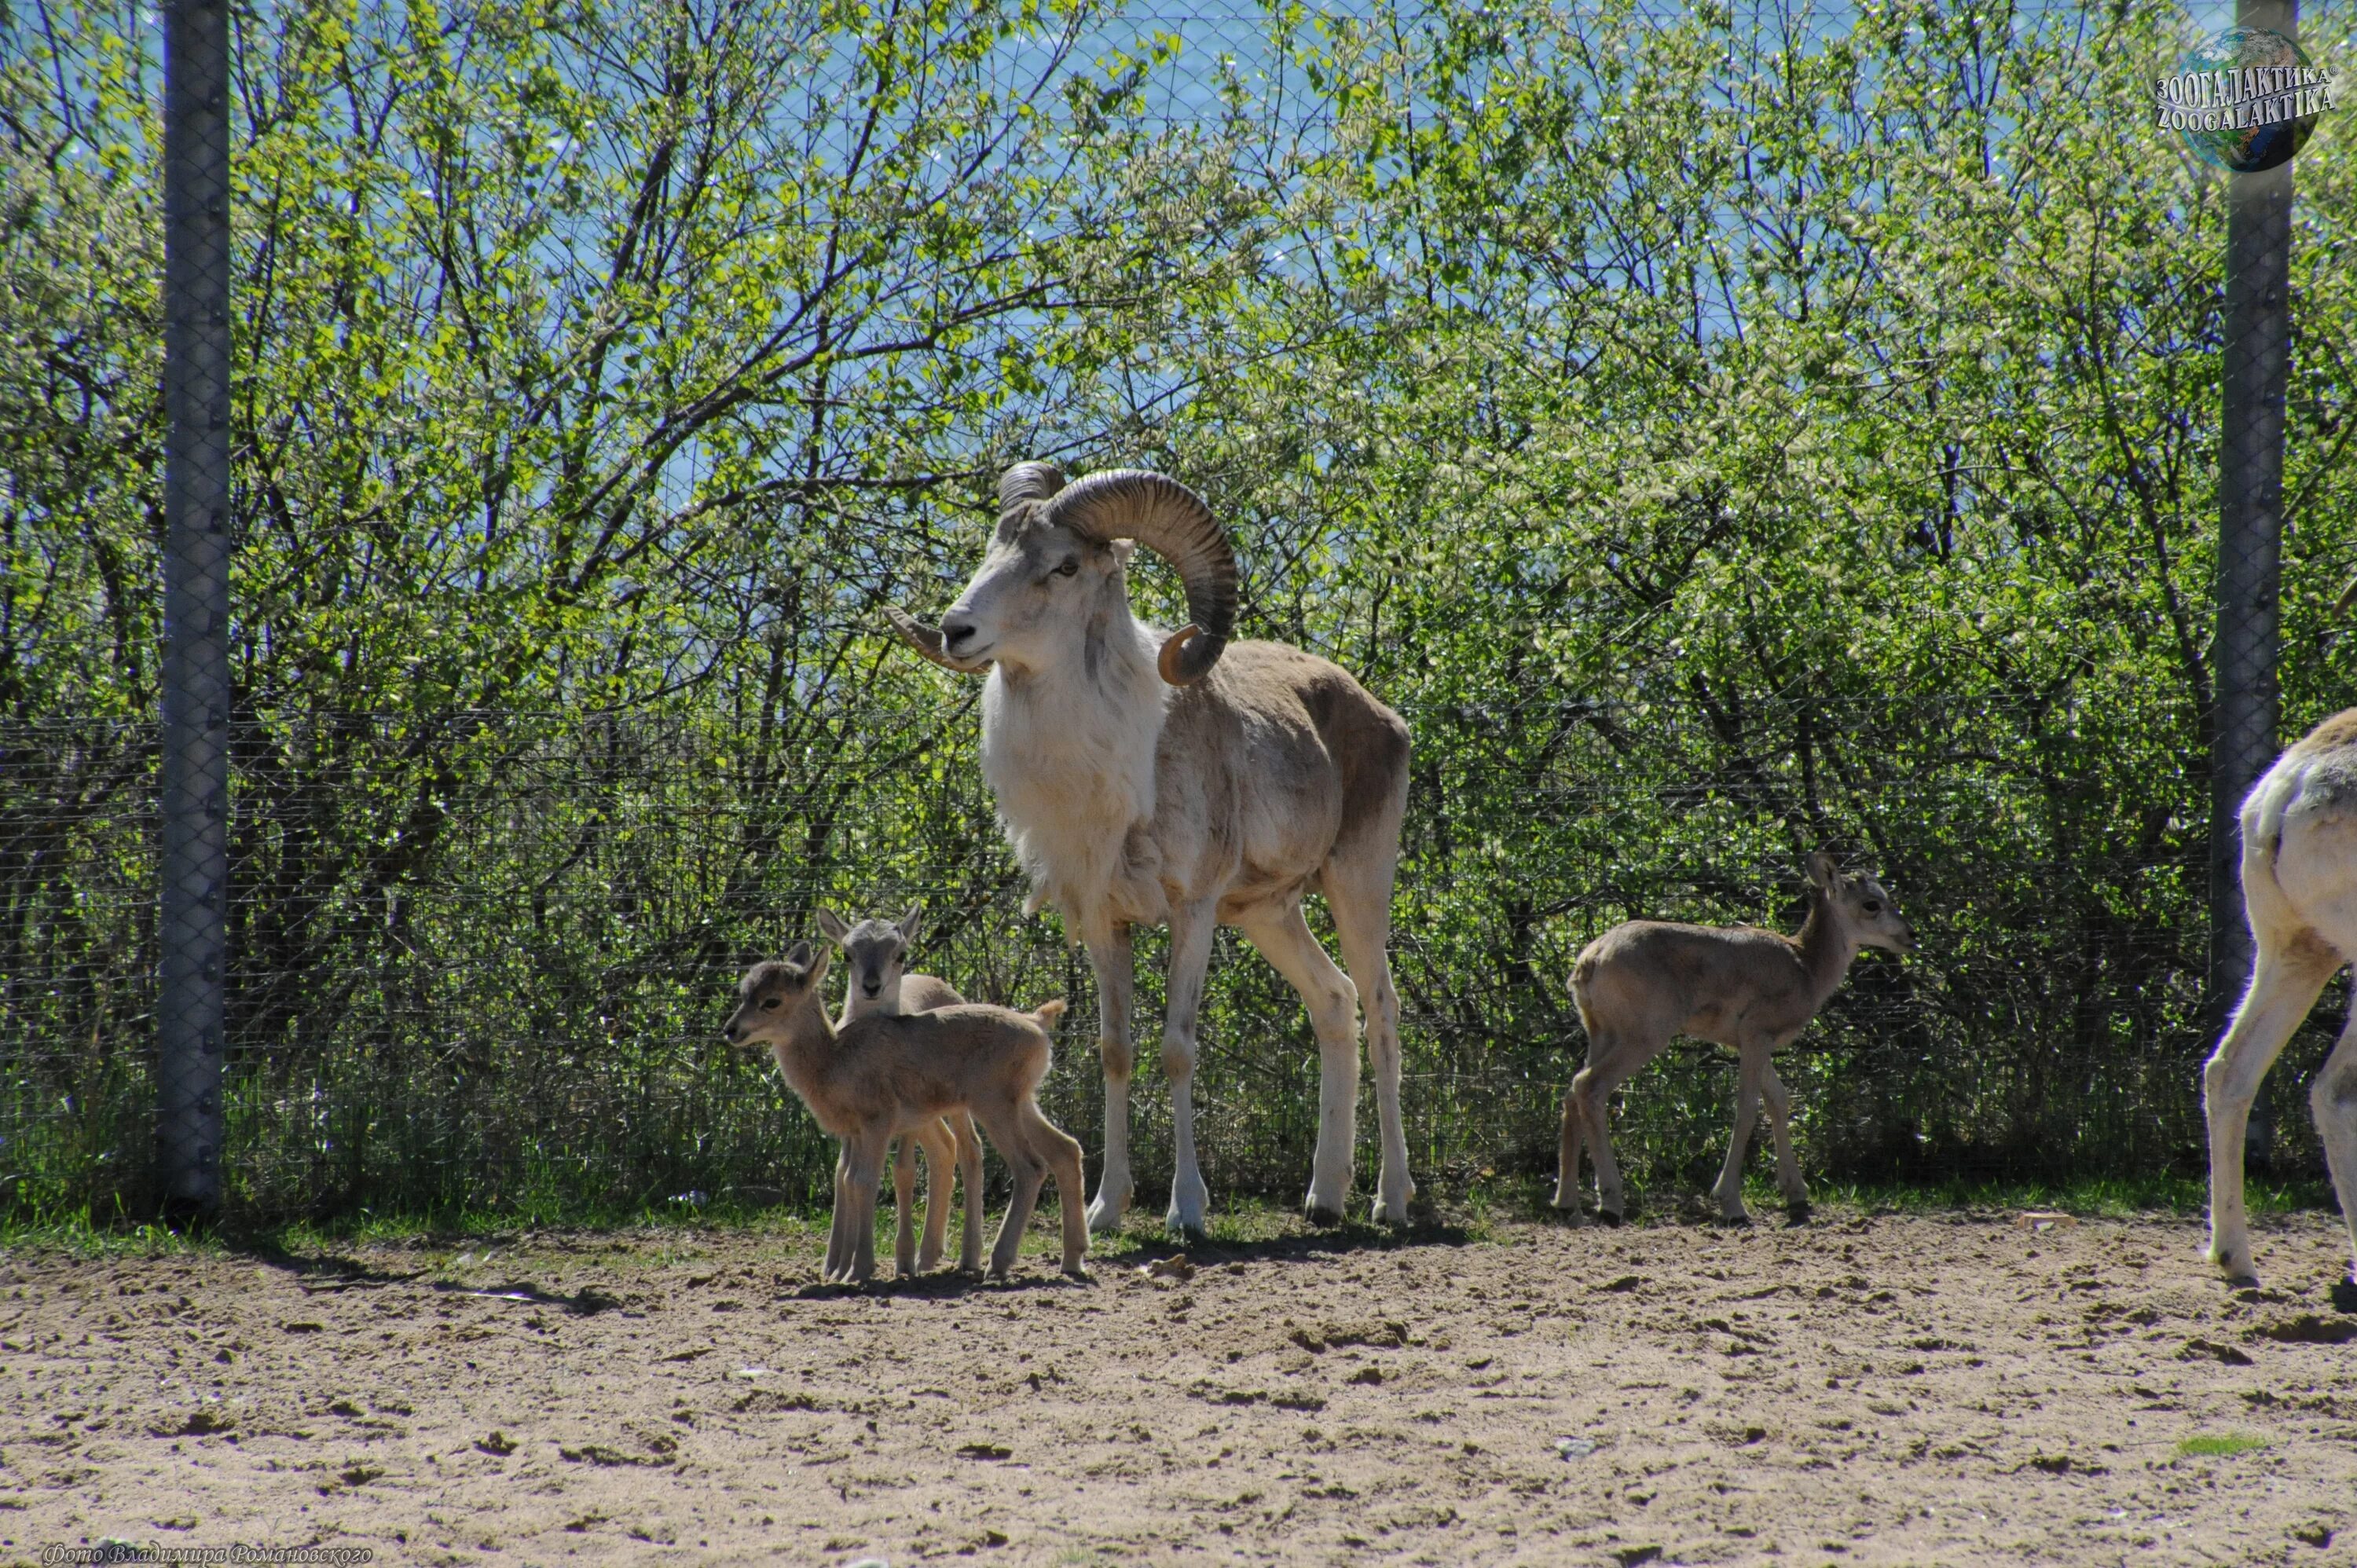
1556, 852, 1917, 1225
816, 904, 984, 1277
2203, 709, 2357, 1305
724, 940, 1087, 1284
888, 463, 1413, 1234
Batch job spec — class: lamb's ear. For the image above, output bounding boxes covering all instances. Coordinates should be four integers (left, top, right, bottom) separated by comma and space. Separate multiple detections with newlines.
896, 902, 924, 949
784, 940, 815, 973
1805, 850, 1838, 894
815, 907, 850, 944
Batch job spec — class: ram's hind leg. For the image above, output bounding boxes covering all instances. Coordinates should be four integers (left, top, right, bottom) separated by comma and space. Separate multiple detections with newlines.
1158, 897, 1221, 1236
1237, 901, 1361, 1225
1322, 851, 1413, 1225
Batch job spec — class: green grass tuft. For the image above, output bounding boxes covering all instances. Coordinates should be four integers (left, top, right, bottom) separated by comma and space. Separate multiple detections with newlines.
2175, 1431, 2269, 1458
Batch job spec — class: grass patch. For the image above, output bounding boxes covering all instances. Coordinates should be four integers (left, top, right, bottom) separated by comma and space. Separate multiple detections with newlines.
1788, 1172, 2329, 1219
2176, 1431, 2269, 1459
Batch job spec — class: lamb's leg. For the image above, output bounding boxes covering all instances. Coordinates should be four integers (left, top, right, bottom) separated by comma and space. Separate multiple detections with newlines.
2307, 1009, 2357, 1306
1552, 1064, 1589, 1215
976, 1105, 1047, 1280
1710, 1045, 1770, 1222
1019, 1098, 1091, 1277
823, 1143, 854, 1282
951, 1111, 984, 1273
841, 1128, 893, 1286
1237, 902, 1362, 1225
1325, 855, 1413, 1225
1083, 925, 1137, 1234
892, 1134, 919, 1277
1574, 1057, 1633, 1224
911, 1116, 957, 1273
1759, 1058, 1810, 1220
1159, 897, 1220, 1236
2205, 942, 2335, 1284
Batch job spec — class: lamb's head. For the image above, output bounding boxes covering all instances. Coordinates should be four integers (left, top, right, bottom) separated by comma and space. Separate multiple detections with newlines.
816, 903, 921, 1010
1805, 850, 1918, 955
723, 942, 831, 1049
887, 463, 1239, 687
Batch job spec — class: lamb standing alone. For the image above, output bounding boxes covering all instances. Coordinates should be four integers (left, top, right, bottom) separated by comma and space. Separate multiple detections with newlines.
1557, 851, 1916, 1225
816, 904, 984, 1276
724, 941, 1087, 1284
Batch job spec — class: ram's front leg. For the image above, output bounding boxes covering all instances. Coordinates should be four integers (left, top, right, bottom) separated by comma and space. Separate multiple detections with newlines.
1083, 924, 1137, 1234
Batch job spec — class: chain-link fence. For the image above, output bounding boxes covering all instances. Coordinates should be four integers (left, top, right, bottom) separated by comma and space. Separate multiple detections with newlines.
6, 0, 2356, 1223
5, 680, 2344, 1222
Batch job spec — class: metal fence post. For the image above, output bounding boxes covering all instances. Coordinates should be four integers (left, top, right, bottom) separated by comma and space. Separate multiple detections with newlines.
2209, 0, 2297, 1171
157, 0, 234, 1221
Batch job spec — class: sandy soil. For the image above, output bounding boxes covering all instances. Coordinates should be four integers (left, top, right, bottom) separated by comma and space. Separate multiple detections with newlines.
4, 1207, 2355, 1566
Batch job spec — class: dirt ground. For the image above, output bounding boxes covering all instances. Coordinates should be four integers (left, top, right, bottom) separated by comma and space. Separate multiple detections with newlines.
4, 1205, 2355, 1567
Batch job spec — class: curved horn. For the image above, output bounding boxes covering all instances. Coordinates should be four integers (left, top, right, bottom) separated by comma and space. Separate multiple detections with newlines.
1045, 470, 1237, 686
997, 460, 1067, 513
884, 605, 970, 672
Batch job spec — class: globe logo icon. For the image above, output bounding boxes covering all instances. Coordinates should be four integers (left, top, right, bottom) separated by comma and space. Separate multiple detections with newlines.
2154, 27, 2335, 173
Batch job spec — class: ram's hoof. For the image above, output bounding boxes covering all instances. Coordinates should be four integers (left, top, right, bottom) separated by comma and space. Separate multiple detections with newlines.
1304, 1204, 1346, 1228
1594, 1208, 1623, 1229
1715, 1212, 1754, 1229
2332, 1278, 2357, 1313
1784, 1201, 1814, 1225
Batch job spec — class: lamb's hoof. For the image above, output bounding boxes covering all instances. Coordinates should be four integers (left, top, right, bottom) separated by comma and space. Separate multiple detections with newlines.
1594, 1208, 1623, 1229
1370, 1196, 1413, 1227
1063, 1262, 1093, 1282
1549, 1203, 1584, 1226
1085, 1194, 1131, 1235
1304, 1204, 1346, 1228
1784, 1201, 1814, 1225
1715, 1212, 1754, 1229
2332, 1278, 2357, 1313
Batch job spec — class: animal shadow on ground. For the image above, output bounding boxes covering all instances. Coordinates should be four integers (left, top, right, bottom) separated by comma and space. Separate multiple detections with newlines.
233, 1236, 627, 1316
782, 1214, 1480, 1299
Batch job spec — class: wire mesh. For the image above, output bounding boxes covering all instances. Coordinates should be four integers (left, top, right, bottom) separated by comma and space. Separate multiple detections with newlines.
3, 683, 2343, 1222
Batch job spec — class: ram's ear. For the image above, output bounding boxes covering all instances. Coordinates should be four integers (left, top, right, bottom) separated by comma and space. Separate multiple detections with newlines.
896, 903, 924, 948
1805, 850, 1839, 894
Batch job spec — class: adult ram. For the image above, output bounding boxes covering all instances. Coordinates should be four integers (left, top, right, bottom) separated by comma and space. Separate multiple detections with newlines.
889, 463, 1412, 1233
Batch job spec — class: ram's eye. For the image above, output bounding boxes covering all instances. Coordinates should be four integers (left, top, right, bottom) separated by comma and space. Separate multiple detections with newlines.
1054, 557, 1080, 577
1862, 900, 1882, 914
761, 997, 780, 1010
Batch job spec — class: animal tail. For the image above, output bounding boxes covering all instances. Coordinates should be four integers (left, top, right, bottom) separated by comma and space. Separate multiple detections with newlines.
1029, 998, 1069, 1029
1567, 951, 1600, 1018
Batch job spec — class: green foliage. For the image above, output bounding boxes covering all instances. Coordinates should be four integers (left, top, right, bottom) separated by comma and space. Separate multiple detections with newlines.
4, 0, 2354, 1222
